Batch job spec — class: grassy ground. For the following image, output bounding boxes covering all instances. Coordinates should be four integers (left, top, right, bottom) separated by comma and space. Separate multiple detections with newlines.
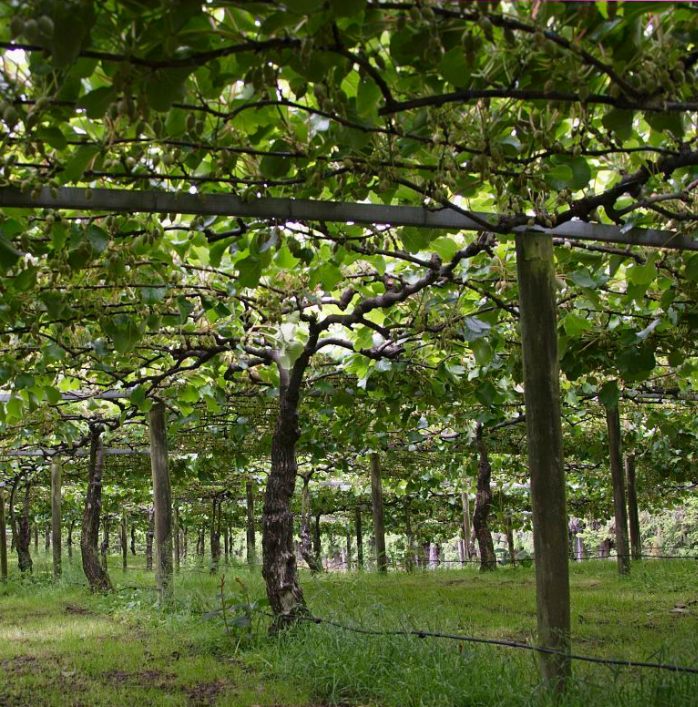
0, 553, 696, 706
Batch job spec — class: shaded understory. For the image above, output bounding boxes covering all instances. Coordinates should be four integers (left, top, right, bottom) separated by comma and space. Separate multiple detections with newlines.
0, 556, 696, 706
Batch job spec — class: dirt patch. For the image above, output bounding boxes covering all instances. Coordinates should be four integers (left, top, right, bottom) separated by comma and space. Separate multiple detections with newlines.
65, 603, 93, 616
181, 680, 235, 706
102, 668, 235, 706
1, 655, 38, 676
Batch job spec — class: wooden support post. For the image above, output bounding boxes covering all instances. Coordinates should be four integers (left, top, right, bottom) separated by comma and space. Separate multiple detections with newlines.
174, 503, 181, 572
355, 506, 364, 570
370, 453, 387, 573
0, 486, 7, 581
246, 478, 256, 565
148, 402, 174, 603
515, 232, 571, 686
625, 453, 641, 561
51, 461, 62, 580
120, 512, 128, 572
461, 488, 472, 560
605, 403, 630, 575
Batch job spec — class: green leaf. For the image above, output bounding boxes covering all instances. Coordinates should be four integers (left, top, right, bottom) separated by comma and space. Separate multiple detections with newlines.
60, 146, 100, 183
35, 126, 67, 150
356, 76, 381, 119
569, 268, 597, 289
86, 225, 109, 253
685, 254, 698, 282
598, 380, 619, 409
562, 313, 591, 337
461, 316, 491, 342
100, 315, 144, 355
329, 0, 366, 15
77, 86, 117, 119
544, 163, 574, 190
237, 256, 263, 288
645, 111, 684, 139
626, 261, 656, 285
439, 47, 470, 87
401, 227, 436, 254
284, 0, 324, 13
145, 68, 192, 112
475, 381, 498, 406
141, 286, 167, 305
260, 140, 291, 178
317, 263, 343, 291
0, 236, 22, 271
601, 109, 634, 141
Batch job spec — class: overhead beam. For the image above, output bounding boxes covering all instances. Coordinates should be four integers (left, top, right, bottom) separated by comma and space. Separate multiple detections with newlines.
0, 186, 696, 251
0, 448, 150, 458
0, 389, 133, 402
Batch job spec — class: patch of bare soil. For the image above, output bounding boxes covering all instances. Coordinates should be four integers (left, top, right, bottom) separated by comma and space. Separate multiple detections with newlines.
64, 603, 93, 616
102, 668, 235, 706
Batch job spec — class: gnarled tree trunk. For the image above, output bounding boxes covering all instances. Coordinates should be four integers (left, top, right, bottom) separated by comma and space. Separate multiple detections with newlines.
210, 496, 221, 573
146, 509, 154, 571
11, 478, 33, 575
473, 425, 497, 571
263, 375, 308, 628
81, 429, 112, 592
246, 478, 256, 565
300, 477, 322, 572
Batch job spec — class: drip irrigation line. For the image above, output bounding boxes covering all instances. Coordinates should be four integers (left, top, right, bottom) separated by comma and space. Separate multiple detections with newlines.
282, 613, 698, 676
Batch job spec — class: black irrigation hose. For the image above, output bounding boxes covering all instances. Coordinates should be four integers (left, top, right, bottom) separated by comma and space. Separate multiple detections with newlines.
284, 613, 698, 676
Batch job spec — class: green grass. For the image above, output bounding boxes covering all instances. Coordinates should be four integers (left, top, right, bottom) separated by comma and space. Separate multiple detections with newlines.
0, 553, 697, 706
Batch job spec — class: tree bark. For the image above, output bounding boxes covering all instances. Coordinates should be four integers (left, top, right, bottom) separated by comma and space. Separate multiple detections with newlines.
67, 519, 74, 559
146, 510, 154, 571
45, 521, 51, 551
81, 429, 112, 592
461, 488, 473, 560
0, 486, 7, 581
404, 499, 415, 572
246, 478, 256, 565
313, 513, 322, 567
210, 496, 221, 574
605, 402, 630, 576
174, 504, 181, 572
131, 524, 136, 555
370, 453, 387, 573
515, 231, 570, 686
100, 515, 109, 570
625, 452, 641, 561
121, 512, 128, 572
505, 512, 516, 566
345, 531, 352, 571
262, 375, 308, 628
473, 425, 497, 571
355, 505, 364, 570
18, 485, 33, 573
300, 478, 321, 572
51, 461, 62, 580
149, 402, 174, 603
429, 543, 440, 569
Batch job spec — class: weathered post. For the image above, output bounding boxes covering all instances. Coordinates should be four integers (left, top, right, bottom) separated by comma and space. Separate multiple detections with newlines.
0, 485, 7, 580
515, 232, 571, 686
246, 478, 256, 565
625, 453, 641, 561
174, 503, 181, 572
605, 403, 630, 575
461, 487, 472, 560
370, 453, 387, 573
120, 512, 128, 572
148, 401, 174, 603
51, 460, 62, 580
355, 505, 364, 570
